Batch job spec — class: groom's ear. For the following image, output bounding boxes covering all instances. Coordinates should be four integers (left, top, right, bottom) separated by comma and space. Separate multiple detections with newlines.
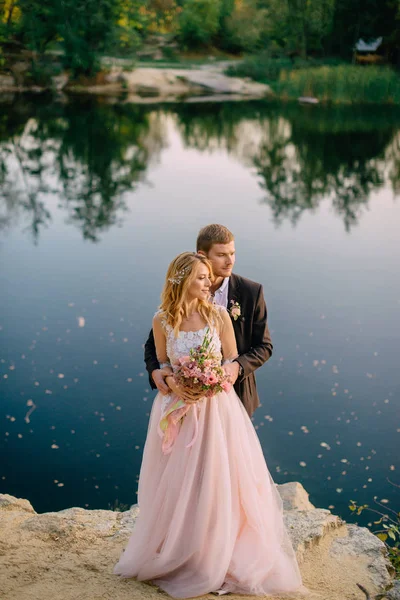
197, 250, 206, 257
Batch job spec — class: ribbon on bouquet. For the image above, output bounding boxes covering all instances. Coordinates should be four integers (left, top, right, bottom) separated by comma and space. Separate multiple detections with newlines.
158, 395, 200, 455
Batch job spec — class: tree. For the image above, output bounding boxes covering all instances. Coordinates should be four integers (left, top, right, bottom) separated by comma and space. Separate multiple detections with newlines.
178, 0, 221, 47
56, 0, 122, 77
222, 0, 267, 52
260, 0, 335, 59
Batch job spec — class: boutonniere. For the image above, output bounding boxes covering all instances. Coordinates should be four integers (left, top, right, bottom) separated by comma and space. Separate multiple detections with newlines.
229, 300, 242, 321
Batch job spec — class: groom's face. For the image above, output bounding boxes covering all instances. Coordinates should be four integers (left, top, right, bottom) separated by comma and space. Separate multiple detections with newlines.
206, 242, 236, 279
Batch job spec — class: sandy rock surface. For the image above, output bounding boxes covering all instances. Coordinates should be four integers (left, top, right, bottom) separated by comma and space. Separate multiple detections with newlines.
0, 484, 396, 600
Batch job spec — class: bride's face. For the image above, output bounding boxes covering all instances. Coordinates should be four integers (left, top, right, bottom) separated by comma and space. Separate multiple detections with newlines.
186, 263, 211, 302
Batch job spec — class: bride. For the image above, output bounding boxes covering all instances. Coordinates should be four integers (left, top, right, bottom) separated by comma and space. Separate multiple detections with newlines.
113, 252, 303, 598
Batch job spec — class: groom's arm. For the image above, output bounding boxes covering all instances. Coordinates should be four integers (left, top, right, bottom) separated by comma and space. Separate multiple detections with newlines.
236, 285, 273, 380
144, 329, 159, 390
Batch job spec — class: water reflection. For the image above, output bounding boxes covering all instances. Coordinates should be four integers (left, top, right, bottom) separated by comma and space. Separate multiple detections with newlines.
1, 97, 400, 242
0, 98, 166, 242
1, 95, 399, 521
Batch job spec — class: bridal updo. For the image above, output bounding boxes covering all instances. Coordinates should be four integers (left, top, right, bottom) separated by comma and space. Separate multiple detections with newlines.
159, 252, 221, 336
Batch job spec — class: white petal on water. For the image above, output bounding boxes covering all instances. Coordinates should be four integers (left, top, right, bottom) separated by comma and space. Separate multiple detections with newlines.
24, 401, 37, 424
77, 317, 85, 328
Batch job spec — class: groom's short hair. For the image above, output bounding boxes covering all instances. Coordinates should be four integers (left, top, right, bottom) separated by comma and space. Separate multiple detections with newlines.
196, 224, 234, 252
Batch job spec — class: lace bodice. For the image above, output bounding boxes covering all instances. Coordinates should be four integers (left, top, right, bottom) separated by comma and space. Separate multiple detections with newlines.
165, 324, 222, 367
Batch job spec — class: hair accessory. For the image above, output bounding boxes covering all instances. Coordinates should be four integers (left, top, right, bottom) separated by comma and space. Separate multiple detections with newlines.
168, 266, 190, 285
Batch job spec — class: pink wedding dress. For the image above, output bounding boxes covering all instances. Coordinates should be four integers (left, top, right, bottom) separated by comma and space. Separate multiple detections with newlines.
113, 323, 303, 598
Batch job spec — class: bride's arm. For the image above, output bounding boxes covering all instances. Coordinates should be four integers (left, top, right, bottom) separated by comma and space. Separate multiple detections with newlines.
152, 315, 172, 374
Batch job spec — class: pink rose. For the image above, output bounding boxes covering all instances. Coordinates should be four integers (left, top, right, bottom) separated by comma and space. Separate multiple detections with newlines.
207, 373, 218, 385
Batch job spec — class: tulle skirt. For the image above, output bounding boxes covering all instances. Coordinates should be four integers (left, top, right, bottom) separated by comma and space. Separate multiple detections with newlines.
113, 389, 303, 598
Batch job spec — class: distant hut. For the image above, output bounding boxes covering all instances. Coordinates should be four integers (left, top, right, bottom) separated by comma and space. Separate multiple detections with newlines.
354, 37, 385, 65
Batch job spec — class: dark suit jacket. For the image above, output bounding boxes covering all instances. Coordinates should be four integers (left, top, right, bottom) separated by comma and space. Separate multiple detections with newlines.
144, 273, 273, 417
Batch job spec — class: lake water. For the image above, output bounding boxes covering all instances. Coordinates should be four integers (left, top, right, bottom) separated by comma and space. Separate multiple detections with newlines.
1, 95, 399, 528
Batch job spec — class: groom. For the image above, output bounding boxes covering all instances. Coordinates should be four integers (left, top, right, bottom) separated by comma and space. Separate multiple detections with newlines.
144, 224, 273, 417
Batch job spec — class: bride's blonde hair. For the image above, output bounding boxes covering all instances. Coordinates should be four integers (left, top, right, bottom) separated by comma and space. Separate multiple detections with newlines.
159, 252, 221, 336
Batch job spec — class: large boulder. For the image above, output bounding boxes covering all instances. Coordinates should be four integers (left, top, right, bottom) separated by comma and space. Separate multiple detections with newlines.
0, 485, 395, 600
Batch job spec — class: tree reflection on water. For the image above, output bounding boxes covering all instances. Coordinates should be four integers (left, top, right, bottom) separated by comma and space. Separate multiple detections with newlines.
1, 97, 400, 242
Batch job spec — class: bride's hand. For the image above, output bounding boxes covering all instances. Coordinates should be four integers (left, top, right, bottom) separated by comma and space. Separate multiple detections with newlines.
165, 376, 205, 404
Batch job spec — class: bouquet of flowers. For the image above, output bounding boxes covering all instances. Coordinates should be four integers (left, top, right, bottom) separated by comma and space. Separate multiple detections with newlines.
174, 329, 232, 398
158, 329, 232, 454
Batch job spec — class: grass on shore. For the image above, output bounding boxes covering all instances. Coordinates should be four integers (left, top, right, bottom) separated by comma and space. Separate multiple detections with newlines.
278, 65, 400, 105
226, 55, 400, 105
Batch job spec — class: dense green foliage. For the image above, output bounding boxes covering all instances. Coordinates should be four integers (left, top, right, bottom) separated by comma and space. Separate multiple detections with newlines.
1, 0, 400, 77
178, 0, 221, 47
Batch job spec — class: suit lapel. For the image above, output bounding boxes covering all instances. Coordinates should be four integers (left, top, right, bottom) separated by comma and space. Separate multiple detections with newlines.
228, 273, 238, 307
228, 274, 243, 332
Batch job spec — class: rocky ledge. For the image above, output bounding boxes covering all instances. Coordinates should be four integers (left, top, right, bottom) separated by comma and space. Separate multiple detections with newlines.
0, 66, 272, 102
0, 483, 398, 600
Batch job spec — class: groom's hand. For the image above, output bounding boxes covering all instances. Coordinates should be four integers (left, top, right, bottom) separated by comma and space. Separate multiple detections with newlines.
223, 361, 240, 385
152, 368, 172, 395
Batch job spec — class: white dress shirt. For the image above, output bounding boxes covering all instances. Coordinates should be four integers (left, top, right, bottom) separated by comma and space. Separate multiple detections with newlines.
212, 277, 229, 309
